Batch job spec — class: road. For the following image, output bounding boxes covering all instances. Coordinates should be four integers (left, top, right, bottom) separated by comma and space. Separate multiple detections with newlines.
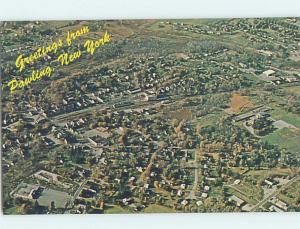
249, 175, 299, 212
186, 150, 198, 200
65, 179, 87, 213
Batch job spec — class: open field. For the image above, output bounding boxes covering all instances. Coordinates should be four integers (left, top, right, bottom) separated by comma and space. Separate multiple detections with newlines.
263, 128, 300, 153
104, 205, 131, 214
226, 93, 254, 114
245, 168, 296, 178
284, 86, 300, 96
269, 108, 300, 128
233, 181, 264, 201
196, 112, 224, 127
38, 189, 71, 209
143, 204, 176, 213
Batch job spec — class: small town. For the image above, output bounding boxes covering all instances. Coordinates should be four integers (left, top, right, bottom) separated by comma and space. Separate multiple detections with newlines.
1, 18, 300, 214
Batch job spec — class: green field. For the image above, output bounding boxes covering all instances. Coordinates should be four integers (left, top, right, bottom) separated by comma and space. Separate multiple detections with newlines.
263, 128, 300, 153
104, 204, 176, 214
3, 206, 19, 215
269, 108, 300, 128
104, 205, 131, 214
235, 181, 263, 201
143, 204, 176, 213
196, 112, 224, 126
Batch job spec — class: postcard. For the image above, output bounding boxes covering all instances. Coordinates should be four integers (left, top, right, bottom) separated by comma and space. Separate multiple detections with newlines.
1, 19, 300, 214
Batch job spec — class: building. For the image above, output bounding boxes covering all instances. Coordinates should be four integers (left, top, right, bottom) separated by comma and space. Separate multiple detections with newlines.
12, 182, 41, 200
229, 195, 246, 207
88, 135, 108, 147
262, 70, 275, 77
270, 197, 288, 211
269, 205, 284, 212
260, 70, 280, 82
264, 179, 274, 187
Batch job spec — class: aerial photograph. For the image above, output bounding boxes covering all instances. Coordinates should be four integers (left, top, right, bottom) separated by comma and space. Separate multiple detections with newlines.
1, 18, 300, 214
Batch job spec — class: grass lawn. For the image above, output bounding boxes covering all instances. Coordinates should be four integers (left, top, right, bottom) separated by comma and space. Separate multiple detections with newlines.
269, 108, 300, 128
104, 205, 131, 214
235, 181, 263, 201
263, 127, 300, 153
196, 112, 224, 126
246, 168, 294, 179
3, 206, 19, 215
143, 204, 176, 213
210, 186, 223, 199
284, 85, 300, 96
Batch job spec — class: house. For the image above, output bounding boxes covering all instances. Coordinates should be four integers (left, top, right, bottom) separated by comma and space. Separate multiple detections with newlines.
204, 186, 210, 192
129, 88, 142, 94
181, 199, 188, 206
201, 192, 208, 198
122, 198, 133, 205
205, 177, 216, 181
264, 179, 274, 187
196, 200, 203, 206
177, 189, 183, 197
262, 70, 275, 77
234, 179, 241, 185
